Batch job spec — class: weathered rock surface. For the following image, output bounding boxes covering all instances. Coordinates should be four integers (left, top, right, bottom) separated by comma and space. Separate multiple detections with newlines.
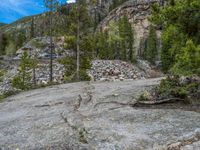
0, 78, 199, 150
97, 0, 162, 55
15, 37, 72, 59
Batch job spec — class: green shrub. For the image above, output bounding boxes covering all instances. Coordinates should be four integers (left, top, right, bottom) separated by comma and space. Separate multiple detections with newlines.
31, 39, 46, 48
79, 69, 91, 81
12, 76, 30, 90
171, 87, 188, 99
0, 90, 19, 102
142, 76, 200, 102
171, 40, 200, 76
138, 91, 151, 101
0, 69, 5, 82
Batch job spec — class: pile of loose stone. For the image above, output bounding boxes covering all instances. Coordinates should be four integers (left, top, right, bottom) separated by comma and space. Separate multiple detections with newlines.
0, 61, 65, 95
0, 66, 18, 95
88, 60, 148, 81
0, 59, 154, 95
35, 62, 65, 84
0, 79, 15, 95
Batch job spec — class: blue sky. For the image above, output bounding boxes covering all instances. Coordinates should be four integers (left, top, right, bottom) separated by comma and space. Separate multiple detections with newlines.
0, 0, 75, 24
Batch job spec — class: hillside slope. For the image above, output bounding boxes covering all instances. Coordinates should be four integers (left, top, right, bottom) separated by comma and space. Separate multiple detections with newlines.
0, 22, 6, 27
0, 78, 200, 149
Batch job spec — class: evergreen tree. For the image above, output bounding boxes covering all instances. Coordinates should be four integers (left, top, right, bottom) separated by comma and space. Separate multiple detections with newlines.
144, 25, 158, 64
127, 21, 134, 62
62, 0, 93, 81
118, 16, 134, 62
107, 20, 122, 59
96, 32, 110, 59
12, 52, 34, 90
5, 41, 16, 56
44, 0, 59, 82
15, 31, 26, 50
172, 40, 200, 75
30, 17, 35, 39
0, 33, 8, 55
150, 0, 200, 73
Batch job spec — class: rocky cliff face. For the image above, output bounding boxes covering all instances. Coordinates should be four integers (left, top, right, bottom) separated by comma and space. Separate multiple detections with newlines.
0, 0, 162, 54
97, 0, 162, 55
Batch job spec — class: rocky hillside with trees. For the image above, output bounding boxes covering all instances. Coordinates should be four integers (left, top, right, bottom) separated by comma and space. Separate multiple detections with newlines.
0, 0, 200, 149
0, 22, 6, 27
0, 0, 198, 101
0, 0, 164, 96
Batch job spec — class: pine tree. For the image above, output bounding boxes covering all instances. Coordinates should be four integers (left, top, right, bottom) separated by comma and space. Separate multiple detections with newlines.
62, 0, 93, 81
12, 52, 33, 90
127, 19, 134, 62
107, 20, 121, 59
172, 40, 200, 75
150, 0, 200, 73
76, 0, 80, 80
30, 17, 35, 39
144, 25, 157, 64
0, 33, 8, 55
96, 31, 110, 59
44, 0, 59, 82
118, 16, 134, 62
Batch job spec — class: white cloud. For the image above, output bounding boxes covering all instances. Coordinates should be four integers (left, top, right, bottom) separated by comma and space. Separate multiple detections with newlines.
0, 0, 44, 23
67, 0, 76, 4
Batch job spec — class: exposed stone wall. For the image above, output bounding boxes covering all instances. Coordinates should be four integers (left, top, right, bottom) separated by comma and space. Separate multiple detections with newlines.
97, 0, 162, 56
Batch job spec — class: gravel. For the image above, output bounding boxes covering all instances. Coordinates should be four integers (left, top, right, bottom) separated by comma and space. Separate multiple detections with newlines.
88, 60, 148, 81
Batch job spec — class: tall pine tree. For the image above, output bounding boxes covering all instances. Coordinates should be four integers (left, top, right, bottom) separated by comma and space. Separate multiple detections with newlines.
144, 25, 158, 64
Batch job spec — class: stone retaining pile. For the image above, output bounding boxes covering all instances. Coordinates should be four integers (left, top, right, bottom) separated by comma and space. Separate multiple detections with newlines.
88, 60, 148, 81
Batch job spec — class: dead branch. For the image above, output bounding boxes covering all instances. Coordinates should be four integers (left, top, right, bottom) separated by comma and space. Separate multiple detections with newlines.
94, 98, 185, 109
136, 98, 185, 105
34, 102, 63, 108
94, 101, 136, 108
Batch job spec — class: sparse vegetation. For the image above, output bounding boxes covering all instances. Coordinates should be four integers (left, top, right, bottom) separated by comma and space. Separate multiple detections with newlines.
78, 128, 88, 144
12, 51, 38, 90
139, 76, 200, 104
138, 0, 200, 104
0, 69, 5, 82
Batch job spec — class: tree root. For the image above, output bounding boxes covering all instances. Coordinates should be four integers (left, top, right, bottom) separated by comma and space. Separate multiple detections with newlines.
35, 102, 64, 108
166, 131, 200, 150
94, 98, 185, 109
136, 98, 185, 105
94, 101, 136, 108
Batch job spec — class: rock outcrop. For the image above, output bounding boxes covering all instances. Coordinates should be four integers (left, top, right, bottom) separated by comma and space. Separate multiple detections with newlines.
15, 37, 73, 60
0, 78, 199, 149
97, 0, 162, 55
